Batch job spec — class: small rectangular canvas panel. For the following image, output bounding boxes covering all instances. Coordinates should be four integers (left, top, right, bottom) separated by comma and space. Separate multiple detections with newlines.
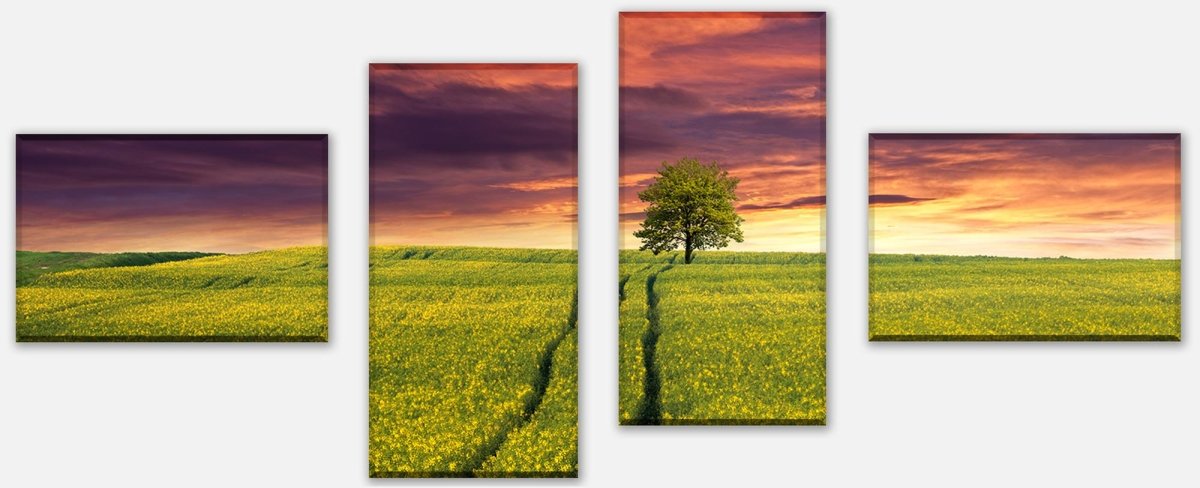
369, 64, 578, 477
618, 12, 827, 425
869, 133, 1181, 341
15, 134, 328, 342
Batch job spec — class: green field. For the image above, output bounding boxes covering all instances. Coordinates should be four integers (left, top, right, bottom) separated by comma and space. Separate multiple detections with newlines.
870, 254, 1181, 341
619, 250, 826, 425
16, 247, 327, 342
17, 250, 217, 286
369, 246, 577, 477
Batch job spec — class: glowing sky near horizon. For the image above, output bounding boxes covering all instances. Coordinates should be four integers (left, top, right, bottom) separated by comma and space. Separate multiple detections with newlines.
370, 64, 578, 249
17, 135, 327, 253
620, 12, 826, 252
870, 134, 1180, 259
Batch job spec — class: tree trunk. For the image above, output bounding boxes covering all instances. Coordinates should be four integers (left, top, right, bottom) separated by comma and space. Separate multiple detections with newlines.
684, 232, 693, 264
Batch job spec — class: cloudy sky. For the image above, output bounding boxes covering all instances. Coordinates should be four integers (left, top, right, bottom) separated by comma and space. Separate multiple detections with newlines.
17, 135, 327, 253
870, 134, 1180, 259
620, 12, 826, 252
370, 64, 577, 249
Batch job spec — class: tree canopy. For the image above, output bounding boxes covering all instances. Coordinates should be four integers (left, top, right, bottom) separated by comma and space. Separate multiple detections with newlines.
634, 157, 744, 264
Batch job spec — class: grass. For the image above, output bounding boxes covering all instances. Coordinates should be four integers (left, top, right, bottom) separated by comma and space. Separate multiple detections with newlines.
619, 250, 827, 425
16, 247, 327, 342
369, 246, 577, 478
17, 250, 217, 286
869, 254, 1181, 341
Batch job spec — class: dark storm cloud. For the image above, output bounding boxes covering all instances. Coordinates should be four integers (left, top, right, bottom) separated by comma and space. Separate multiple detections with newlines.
682, 110, 824, 141
739, 195, 826, 211
370, 80, 576, 172
17, 136, 326, 189
16, 135, 327, 252
621, 84, 708, 109
369, 65, 578, 247
870, 134, 1181, 174
868, 194, 937, 205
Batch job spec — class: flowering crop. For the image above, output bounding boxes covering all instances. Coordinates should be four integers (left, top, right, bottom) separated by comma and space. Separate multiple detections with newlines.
870, 254, 1181, 340
16, 247, 327, 341
618, 250, 826, 425
369, 246, 577, 477
618, 263, 656, 423
479, 328, 578, 476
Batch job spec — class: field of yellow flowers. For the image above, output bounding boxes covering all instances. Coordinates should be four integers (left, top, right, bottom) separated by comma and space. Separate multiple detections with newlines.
870, 254, 1181, 340
16, 247, 327, 341
619, 250, 826, 425
369, 246, 577, 478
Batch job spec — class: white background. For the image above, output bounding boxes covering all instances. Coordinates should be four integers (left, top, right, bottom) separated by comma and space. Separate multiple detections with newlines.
0, 1, 1195, 486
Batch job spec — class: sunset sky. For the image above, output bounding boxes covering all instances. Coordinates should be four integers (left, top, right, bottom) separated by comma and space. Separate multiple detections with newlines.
17, 135, 327, 253
870, 134, 1180, 259
620, 12, 826, 252
370, 64, 577, 249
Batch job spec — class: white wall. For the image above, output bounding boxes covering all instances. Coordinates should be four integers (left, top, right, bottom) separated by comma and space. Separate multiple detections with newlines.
0, 1, 1195, 486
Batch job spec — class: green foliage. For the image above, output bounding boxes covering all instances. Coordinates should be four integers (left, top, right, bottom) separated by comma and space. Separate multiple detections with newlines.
16, 250, 216, 286
16, 247, 327, 341
618, 252, 826, 425
870, 254, 1181, 340
634, 158, 744, 264
369, 246, 577, 478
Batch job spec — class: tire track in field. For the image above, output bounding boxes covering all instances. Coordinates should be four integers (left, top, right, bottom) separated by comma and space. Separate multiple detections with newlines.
619, 263, 654, 302
636, 264, 673, 424
469, 291, 579, 475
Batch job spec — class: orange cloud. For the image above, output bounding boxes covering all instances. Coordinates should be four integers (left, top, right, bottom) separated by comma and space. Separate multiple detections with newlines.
619, 13, 826, 253
869, 134, 1180, 259
490, 176, 576, 192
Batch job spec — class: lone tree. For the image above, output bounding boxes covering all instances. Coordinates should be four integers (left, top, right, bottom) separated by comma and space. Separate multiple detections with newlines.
634, 157, 744, 264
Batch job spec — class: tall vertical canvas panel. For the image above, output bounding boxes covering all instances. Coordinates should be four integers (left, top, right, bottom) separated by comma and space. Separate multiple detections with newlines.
869, 133, 1181, 341
618, 13, 827, 425
15, 134, 328, 342
369, 64, 578, 477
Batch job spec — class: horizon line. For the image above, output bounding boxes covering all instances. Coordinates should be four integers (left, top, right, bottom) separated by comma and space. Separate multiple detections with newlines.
16, 244, 327, 255
869, 251, 1177, 260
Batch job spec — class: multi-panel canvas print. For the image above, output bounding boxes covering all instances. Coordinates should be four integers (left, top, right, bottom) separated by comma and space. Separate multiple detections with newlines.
869, 133, 1181, 341
618, 12, 827, 425
15, 134, 328, 342
369, 64, 578, 477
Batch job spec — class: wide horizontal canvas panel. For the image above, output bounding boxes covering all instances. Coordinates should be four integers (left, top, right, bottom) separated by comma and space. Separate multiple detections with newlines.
869, 133, 1181, 341
15, 134, 328, 342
